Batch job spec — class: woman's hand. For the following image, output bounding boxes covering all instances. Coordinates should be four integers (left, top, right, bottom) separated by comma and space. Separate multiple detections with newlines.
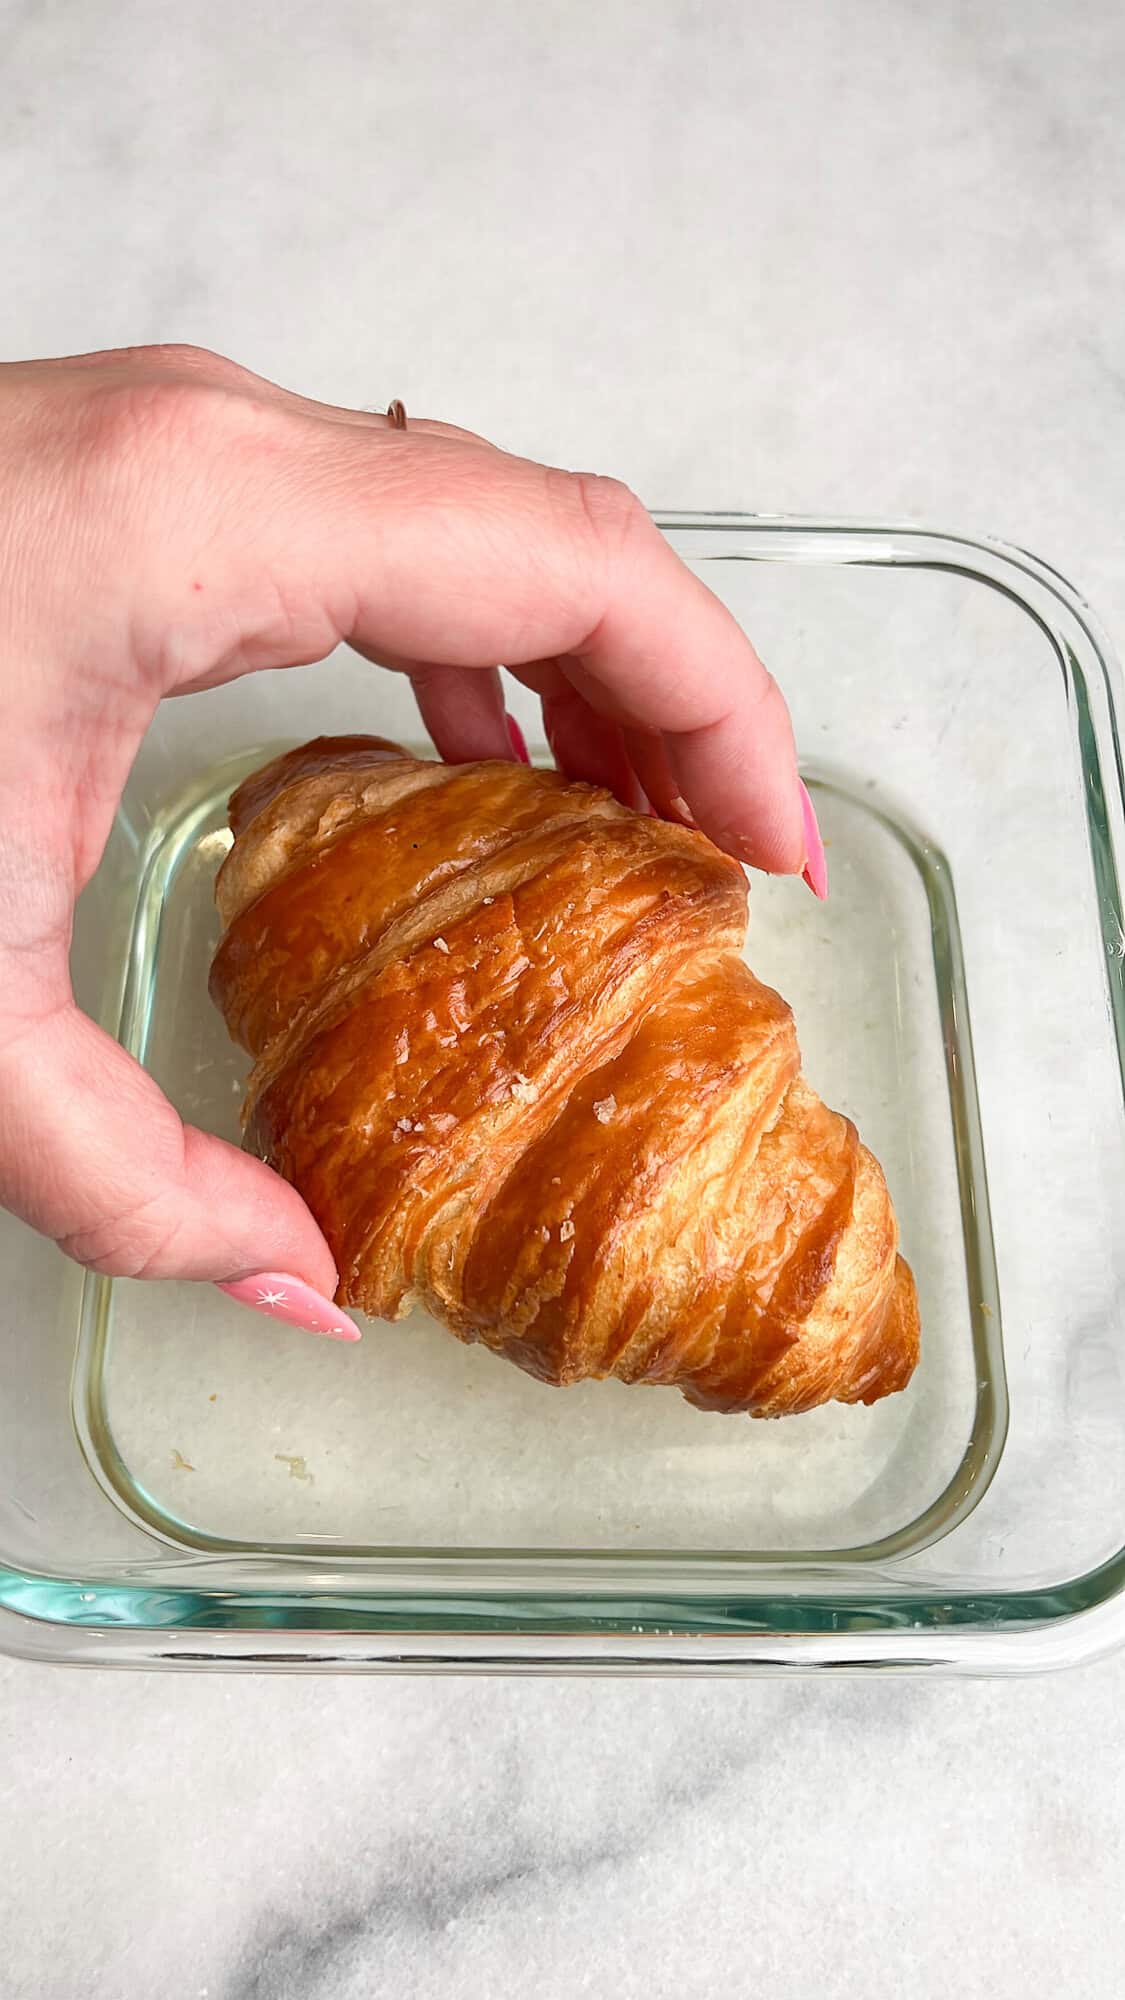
0, 344, 822, 1330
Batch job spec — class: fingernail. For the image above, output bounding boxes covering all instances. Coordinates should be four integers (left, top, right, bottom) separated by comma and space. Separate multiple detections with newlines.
665, 793, 700, 830
506, 715, 531, 764
215, 1272, 361, 1341
799, 781, 828, 899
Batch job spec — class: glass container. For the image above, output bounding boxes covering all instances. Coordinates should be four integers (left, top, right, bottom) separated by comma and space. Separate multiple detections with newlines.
4, 518, 1124, 1673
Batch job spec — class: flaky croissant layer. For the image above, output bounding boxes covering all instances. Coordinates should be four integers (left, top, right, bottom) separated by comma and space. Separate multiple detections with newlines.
210, 736, 919, 1417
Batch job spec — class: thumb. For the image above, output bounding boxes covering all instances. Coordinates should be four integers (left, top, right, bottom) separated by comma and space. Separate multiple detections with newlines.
0, 1001, 358, 1338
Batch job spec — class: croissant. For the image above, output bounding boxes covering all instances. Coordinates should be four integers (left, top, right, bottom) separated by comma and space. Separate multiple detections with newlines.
209, 734, 919, 1417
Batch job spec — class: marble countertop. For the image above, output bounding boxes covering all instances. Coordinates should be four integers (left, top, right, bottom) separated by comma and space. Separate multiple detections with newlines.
3, 1, 1125, 1993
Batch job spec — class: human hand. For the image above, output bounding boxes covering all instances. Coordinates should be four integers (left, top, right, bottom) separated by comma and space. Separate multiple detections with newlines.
0, 344, 824, 1332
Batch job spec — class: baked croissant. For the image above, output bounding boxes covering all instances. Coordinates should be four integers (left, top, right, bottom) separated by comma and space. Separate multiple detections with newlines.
209, 735, 919, 1417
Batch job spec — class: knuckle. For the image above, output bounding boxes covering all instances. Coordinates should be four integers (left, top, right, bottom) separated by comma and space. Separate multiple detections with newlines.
543, 470, 649, 625
66, 369, 289, 594
73, 343, 282, 477
80, 372, 252, 464
58, 1202, 178, 1280
135, 341, 247, 384
746, 662, 784, 713
96, 340, 245, 384
55, 1219, 130, 1276
568, 471, 646, 554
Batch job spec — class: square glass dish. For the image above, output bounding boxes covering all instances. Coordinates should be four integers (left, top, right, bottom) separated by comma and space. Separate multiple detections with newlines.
4, 517, 1125, 1674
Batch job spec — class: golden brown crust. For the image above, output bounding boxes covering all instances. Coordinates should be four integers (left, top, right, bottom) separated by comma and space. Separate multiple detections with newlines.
226, 734, 407, 837
210, 737, 920, 1417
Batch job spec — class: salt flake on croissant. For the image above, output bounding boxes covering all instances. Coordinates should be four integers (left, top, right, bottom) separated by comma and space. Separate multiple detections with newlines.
209, 735, 919, 1417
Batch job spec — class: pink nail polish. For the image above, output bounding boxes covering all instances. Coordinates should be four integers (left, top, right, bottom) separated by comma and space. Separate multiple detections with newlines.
215, 1272, 361, 1342
666, 793, 700, 830
506, 715, 531, 764
799, 781, 829, 899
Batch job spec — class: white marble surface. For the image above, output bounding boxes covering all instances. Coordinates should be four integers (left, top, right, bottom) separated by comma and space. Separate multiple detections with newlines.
3, 0, 1125, 1992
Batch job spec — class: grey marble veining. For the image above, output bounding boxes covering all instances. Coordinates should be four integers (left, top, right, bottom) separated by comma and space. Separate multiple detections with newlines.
3, 0, 1125, 1994
3, 1665, 1124, 1998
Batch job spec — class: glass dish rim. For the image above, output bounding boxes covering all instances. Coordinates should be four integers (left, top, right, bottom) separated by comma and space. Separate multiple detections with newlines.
5, 513, 1124, 1674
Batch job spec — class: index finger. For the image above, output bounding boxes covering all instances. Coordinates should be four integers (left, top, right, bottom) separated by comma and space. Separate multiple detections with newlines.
548, 480, 804, 869
165, 408, 806, 872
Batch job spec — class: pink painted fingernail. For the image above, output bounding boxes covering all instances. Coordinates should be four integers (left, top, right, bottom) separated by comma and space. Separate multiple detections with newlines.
506, 715, 531, 764
799, 781, 829, 899
215, 1272, 361, 1341
665, 793, 700, 830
